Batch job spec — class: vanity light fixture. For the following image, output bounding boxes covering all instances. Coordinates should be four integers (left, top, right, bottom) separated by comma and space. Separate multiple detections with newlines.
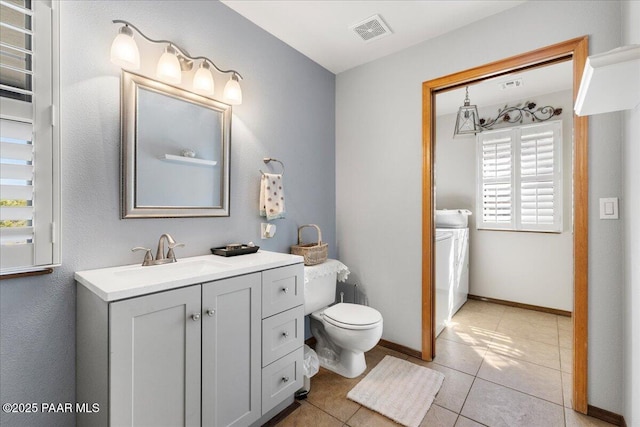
193, 62, 215, 96
110, 25, 140, 69
156, 45, 182, 84
110, 19, 243, 105
223, 74, 243, 105
453, 86, 481, 136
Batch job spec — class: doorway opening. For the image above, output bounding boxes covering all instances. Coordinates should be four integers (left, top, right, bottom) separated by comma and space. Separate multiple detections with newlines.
421, 36, 589, 413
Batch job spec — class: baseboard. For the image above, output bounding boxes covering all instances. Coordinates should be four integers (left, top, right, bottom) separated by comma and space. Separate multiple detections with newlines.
587, 405, 625, 426
305, 337, 422, 360
378, 339, 422, 359
468, 294, 572, 317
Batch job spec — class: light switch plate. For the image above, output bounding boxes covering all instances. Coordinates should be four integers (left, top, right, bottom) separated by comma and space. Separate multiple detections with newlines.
599, 197, 619, 219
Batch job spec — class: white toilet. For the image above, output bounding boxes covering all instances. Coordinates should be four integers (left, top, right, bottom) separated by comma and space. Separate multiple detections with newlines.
304, 259, 383, 378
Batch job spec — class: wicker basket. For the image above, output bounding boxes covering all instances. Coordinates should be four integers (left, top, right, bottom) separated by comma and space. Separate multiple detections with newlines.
290, 224, 328, 266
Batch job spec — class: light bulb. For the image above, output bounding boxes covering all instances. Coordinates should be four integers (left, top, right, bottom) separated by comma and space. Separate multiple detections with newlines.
223, 74, 242, 105
193, 62, 215, 95
156, 46, 182, 84
110, 26, 140, 69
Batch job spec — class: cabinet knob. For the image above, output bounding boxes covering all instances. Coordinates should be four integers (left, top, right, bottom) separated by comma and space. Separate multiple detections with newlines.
281, 287, 289, 294
282, 331, 289, 338
192, 313, 201, 321
206, 309, 215, 317
282, 376, 289, 383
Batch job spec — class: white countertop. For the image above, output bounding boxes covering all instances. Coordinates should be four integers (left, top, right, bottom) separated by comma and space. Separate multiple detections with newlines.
75, 250, 304, 302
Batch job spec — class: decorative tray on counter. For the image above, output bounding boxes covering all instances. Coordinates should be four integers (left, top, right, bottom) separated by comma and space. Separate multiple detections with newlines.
211, 244, 260, 257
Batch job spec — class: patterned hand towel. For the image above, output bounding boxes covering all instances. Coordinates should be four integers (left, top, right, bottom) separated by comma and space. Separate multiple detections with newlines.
260, 173, 286, 220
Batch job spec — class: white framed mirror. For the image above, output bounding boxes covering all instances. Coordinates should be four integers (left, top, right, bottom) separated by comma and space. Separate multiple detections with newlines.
121, 71, 231, 218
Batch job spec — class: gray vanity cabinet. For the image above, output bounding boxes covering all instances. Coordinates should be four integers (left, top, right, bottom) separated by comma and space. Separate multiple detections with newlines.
109, 285, 202, 427
76, 257, 304, 427
202, 273, 261, 427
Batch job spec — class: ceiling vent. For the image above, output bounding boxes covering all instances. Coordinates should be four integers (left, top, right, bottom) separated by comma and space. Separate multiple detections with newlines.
350, 14, 392, 43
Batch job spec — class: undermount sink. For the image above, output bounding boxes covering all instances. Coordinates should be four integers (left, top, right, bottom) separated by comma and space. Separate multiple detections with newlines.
114, 259, 232, 279
106, 259, 233, 290
76, 256, 236, 301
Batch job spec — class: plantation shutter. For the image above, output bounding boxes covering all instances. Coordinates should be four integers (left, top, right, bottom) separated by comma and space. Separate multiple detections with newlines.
478, 129, 514, 228
1, 0, 57, 273
518, 121, 562, 231
0, 118, 35, 267
477, 121, 562, 232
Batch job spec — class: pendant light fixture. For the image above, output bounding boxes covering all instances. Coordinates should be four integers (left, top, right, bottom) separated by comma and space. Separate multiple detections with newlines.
110, 20, 243, 105
453, 86, 481, 136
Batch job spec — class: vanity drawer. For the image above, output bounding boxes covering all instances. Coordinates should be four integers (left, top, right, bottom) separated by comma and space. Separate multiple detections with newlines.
261, 347, 303, 415
262, 305, 304, 367
262, 264, 303, 318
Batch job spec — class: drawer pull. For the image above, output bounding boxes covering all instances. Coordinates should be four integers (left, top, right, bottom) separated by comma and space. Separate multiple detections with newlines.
282, 376, 290, 383
282, 331, 289, 338
192, 313, 201, 321
281, 287, 289, 293
206, 309, 215, 317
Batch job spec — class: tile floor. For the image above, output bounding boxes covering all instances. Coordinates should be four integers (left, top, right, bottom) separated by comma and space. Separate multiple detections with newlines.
276, 300, 615, 427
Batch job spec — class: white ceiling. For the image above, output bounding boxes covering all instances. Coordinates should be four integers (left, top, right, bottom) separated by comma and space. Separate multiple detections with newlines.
220, 0, 528, 74
221, 0, 570, 112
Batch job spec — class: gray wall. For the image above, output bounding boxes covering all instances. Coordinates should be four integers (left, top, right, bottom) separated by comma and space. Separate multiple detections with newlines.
436, 90, 574, 311
0, 1, 335, 426
622, 1, 640, 425
336, 0, 624, 413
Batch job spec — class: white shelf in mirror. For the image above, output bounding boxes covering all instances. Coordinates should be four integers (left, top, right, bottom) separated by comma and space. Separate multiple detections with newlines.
160, 154, 217, 166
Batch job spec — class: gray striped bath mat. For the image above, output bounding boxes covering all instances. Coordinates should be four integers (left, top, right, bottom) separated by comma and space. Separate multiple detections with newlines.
347, 355, 445, 427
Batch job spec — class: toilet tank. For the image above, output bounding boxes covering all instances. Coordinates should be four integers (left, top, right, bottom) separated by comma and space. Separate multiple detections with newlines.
303, 259, 340, 315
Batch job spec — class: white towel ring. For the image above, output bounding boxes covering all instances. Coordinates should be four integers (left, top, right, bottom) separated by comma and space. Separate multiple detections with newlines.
260, 157, 285, 176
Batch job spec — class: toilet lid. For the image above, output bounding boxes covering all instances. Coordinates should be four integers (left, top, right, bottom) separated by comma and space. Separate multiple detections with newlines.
323, 303, 382, 328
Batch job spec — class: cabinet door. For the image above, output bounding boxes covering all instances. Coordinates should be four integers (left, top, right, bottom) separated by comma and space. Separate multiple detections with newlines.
202, 273, 261, 427
110, 285, 201, 427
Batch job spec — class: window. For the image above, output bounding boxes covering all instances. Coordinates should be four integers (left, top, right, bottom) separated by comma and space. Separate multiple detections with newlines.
1, 0, 59, 274
476, 120, 562, 233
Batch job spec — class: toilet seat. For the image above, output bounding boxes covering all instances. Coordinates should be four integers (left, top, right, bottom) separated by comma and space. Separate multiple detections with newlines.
323, 303, 382, 330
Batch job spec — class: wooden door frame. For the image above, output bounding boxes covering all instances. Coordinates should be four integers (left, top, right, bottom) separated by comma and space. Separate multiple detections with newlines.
421, 36, 589, 414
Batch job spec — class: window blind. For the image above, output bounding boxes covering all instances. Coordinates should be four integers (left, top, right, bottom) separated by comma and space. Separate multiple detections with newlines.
0, 0, 33, 101
0, 118, 34, 267
1, 0, 59, 274
482, 182, 512, 224
520, 128, 556, 227
479, 130, 514, 228
477, 121, 562, 233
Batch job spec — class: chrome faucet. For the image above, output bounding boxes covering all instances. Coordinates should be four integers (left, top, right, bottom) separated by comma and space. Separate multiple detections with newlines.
132, 233, 185, 266
155, 233, 184, 263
